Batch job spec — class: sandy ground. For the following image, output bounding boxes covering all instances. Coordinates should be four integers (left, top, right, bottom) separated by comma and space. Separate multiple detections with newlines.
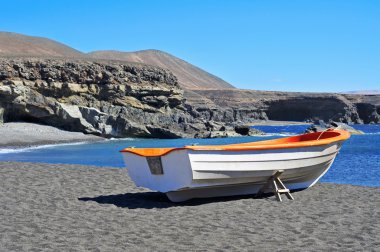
0, 122, 102, 148
0, 162, 378, 251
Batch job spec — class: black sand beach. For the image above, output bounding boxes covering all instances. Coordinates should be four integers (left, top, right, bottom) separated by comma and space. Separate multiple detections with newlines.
0, 123, 102, 148
0, 161, 379, 251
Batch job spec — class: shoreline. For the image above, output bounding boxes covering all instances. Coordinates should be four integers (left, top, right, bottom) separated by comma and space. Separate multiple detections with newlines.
0, 122, 103, 149
0, 161, 378, 251
0, 141, 100, 154
0, 138, 104, 150
1, 122, 378, 150
0, 121, 309, 148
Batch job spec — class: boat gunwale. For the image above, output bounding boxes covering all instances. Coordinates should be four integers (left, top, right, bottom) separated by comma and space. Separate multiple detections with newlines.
119, 130, 350, 157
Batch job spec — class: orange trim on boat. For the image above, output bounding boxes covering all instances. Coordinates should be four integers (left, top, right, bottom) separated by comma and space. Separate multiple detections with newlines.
120, 129, 350, 157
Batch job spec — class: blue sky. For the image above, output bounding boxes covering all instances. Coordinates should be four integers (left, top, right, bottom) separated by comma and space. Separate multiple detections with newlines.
1, 0, 379, 92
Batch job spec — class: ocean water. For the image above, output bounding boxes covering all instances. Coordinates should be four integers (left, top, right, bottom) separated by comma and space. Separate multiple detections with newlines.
0, 124, 379, 186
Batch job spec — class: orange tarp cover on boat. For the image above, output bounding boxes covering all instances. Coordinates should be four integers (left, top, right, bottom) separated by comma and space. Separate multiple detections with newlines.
120, 130, 350, 157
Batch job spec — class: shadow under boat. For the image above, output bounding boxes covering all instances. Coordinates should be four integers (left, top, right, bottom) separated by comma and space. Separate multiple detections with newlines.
78, 189, 303, 209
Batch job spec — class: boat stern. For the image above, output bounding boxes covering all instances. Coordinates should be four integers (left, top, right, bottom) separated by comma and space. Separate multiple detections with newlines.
121, 149, 193, 192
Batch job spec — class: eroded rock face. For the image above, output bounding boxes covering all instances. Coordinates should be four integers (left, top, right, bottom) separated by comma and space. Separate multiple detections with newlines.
0, 58, 234, 138
188, 89, 380, 124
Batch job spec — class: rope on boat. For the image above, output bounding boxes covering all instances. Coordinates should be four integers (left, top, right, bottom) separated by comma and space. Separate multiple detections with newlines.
316, 128, 333, 141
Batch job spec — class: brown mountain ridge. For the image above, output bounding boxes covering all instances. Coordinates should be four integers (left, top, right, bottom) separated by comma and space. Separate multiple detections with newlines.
0, 32, 234, 90
88, 50, 234, 90
0, 32, 84, 58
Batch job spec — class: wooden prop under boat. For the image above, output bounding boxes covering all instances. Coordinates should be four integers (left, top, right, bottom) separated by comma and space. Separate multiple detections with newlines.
120, 129, 350, 202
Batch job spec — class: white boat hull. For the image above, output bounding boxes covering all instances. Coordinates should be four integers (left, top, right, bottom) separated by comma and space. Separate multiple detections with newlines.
122, 141, 343, 202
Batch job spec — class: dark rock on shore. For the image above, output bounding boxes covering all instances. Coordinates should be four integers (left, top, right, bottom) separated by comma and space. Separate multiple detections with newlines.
234, 125, 264, 136
194, 124, 264, 138
305, 120, 364, 135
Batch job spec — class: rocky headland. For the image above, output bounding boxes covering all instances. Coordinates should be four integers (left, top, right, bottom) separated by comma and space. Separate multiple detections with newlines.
0, 57, 256, 139
0, 57, 379, 140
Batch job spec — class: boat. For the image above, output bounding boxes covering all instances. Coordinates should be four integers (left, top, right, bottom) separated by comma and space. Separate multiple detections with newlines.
120, 129, 350, 202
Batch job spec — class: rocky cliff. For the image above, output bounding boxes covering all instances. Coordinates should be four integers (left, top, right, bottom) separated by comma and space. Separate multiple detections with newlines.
0, 58, 378, 141
187, 89, 380, 124
0, 58, 246, 138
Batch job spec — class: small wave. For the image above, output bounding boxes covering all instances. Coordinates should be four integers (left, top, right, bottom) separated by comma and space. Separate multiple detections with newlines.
0, 141, 91, 154
0, 148, 28, 154
105, 137, 136, 141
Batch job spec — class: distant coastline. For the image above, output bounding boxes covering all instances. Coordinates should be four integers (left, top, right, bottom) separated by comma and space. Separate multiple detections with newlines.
1, 32, 379, 140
